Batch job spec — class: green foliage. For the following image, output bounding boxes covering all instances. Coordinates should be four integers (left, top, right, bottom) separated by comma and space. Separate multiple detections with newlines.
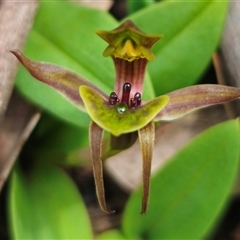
128, 1, 228, 95
8, 120, 239, 239
8, 163, 92, 239
24, 113, 89, 165
8, 1, 238, 240
126, 0, 155, 14
97, 229, 127, 239
122, 119, 240, 239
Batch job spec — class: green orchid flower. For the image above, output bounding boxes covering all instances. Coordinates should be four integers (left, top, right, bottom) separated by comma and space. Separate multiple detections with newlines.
11, 20, 240, 214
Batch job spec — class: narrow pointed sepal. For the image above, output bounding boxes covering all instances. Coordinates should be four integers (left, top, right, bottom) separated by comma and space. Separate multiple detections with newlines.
10, 49, 107, 110
89, 121, 115, 214
155, 84, 240, 121
80, 85, 169, 136
138, 121, 155, 214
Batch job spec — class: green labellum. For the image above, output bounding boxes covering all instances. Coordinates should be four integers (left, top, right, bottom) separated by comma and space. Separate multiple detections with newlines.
79, 85, 169, 136
116, 103, 128, 114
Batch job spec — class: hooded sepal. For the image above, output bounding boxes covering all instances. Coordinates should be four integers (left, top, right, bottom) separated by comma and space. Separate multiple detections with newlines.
79, 85, 169, 136
96, 20, 162, 61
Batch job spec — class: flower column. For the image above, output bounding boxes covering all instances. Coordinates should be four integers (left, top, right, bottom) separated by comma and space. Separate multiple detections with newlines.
91, 20, 163, 213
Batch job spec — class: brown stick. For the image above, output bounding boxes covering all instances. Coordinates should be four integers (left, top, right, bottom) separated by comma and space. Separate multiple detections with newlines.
0, 91, 40, 191
0, 1, 39, 191
0, 1, 38, 124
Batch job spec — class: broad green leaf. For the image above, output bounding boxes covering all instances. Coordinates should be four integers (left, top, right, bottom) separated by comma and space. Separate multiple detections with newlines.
8, 168, 33, 239
8, 163, 92, 239
33, 113, 89, 153
15, 2, 154, 127
127, 0, 155, 14
97, 229, 127, 240
25, 113, 89, 165
128, 1, 228, 95
122, 119, 240, 239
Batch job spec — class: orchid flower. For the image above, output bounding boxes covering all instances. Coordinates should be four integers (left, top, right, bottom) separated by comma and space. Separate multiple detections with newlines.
11, 20, 240, 214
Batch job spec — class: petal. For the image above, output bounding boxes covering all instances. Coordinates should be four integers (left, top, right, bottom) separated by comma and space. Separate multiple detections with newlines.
79, 85, 169, 136
11, 50, 107, 110
155, 84, 240, 121
138, 121, 155, 214
89, 121, 115, 214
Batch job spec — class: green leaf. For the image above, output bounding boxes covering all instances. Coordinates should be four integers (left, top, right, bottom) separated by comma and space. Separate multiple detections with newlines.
26, 113, 89, 165
8, 163, 92, 239
127, 0, 155, 14
15, 2, 155, 127
34, 113, 89, 153
128, 1, 228, 95
97, 229, 127, 240
122, 119, 240, 239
